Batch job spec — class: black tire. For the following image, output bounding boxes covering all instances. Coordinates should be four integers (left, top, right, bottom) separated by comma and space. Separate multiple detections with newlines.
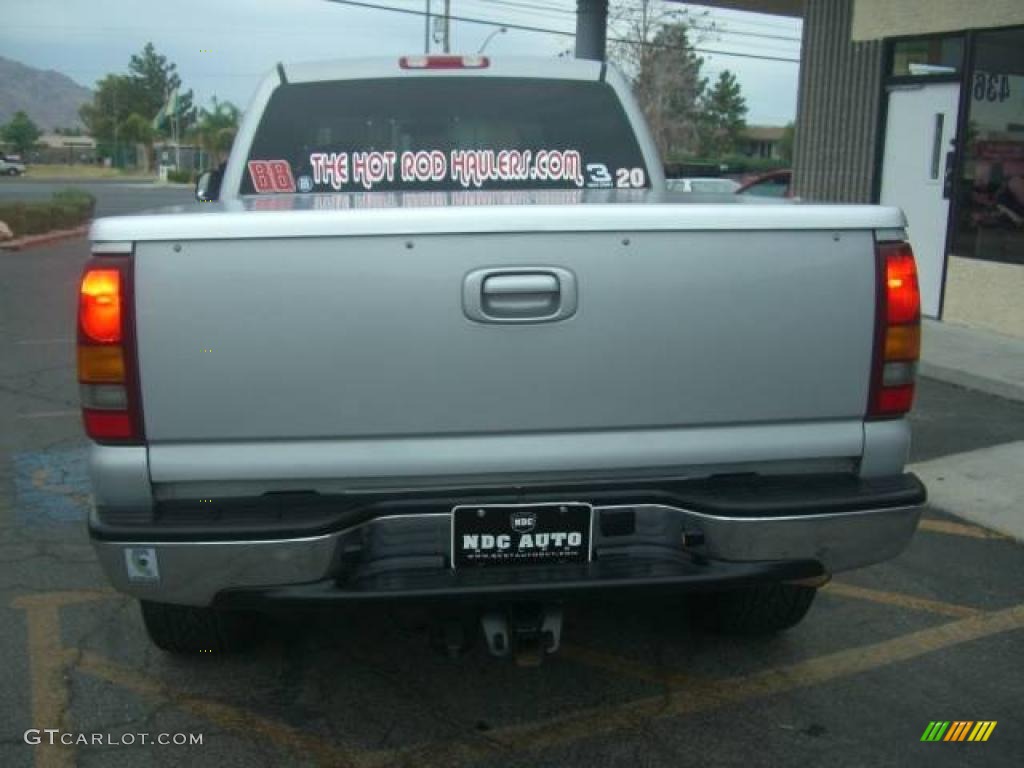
689, 582, 817, 635
140, 600, 262, 654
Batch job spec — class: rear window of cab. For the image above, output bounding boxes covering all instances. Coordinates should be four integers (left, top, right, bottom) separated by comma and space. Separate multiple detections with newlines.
241, 77, 650, 195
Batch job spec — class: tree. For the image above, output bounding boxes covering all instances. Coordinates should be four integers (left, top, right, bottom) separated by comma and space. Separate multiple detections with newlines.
120, 113, 154, 145
79, 44, 194, 149
634, 24, 707, 159
190, 98, 241, 166
1, 111, 42, 155
128, 42, 194, 134
79, 74, 135, 146
608, 1, 709, 159
697, 70, 748, 158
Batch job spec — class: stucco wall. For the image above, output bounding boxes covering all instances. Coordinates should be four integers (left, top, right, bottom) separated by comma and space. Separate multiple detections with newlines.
853, 0, 1024, 41
792, 0, 884, 203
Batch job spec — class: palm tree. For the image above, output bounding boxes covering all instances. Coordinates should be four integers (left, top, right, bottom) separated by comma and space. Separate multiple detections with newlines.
191, 98, 241, 168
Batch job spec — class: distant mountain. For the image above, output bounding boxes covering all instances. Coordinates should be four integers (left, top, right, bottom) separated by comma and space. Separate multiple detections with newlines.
0, 56, 92, 131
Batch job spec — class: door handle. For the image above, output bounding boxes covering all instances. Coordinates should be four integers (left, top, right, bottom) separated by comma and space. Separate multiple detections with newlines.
463, 268, 577, 323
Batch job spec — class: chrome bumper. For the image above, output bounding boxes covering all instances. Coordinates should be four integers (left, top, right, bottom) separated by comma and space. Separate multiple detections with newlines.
90, 502, 923, 606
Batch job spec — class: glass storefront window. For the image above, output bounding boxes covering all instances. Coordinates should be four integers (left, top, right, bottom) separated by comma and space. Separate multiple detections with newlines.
891, 36, 964, 77
954, 28, 1024, 265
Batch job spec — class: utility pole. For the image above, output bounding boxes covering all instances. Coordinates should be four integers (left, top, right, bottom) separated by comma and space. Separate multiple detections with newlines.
443, 0, 451, 53
424, 0, 431, 54
575, 0, 608, 61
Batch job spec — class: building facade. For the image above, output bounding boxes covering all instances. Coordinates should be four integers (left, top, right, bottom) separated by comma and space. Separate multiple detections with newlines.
738, 125, 787, 159
793, 0, 1024, 337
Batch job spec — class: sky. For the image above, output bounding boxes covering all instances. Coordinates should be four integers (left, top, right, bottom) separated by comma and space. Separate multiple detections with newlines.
0, 0, 802, 126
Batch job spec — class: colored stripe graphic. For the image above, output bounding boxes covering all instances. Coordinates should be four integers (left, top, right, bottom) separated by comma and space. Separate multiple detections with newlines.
946, 724, 970, 741
968, 721, 997, 742
923, 721, 997, 742
921, 721, 950, 741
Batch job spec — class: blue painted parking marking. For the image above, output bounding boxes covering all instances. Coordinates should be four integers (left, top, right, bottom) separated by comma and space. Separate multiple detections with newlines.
12, 447, 91, 523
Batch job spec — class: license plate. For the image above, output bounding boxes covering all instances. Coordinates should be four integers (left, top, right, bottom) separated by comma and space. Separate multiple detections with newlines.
451, 503, 593, 568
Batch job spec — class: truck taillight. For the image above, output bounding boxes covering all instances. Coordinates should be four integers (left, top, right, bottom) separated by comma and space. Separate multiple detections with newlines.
80, 269, 121, 342
399, 55, 489, 69
868, 241, 921, 419
78, 254, 144, 443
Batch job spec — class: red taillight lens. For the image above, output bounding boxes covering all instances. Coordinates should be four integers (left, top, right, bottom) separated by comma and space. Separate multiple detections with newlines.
877, 385, 915, 414
82, 409, 134, 439
80, 269, 122, 343
78, 255, 143, 443
885, 245, 920, 325
869, 241, 921, 419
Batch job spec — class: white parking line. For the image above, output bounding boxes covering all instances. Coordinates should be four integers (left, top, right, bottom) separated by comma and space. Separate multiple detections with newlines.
15, 410, 79, 420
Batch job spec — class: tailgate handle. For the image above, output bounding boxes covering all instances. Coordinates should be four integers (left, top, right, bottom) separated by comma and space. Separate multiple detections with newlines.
484, 273, 558, 296
464, 268, 577, 323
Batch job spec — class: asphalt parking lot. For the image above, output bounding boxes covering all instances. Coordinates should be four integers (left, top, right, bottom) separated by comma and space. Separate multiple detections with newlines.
1, 185, 1022, 767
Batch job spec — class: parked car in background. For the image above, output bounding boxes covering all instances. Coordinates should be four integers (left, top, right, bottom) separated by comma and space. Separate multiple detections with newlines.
736, 169, 792, 197
667, 177, 740, 194
0, 156, 27, 176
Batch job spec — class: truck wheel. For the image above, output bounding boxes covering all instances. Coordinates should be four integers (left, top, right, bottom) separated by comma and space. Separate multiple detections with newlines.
690, 582, 817, 635
140, 600, 262, 654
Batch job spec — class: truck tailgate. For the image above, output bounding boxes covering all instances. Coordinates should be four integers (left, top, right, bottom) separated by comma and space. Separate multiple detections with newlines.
133, 222, 877, 452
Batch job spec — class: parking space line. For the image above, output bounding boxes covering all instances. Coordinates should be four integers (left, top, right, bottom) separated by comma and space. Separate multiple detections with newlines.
11, 591, 118, 768
823, 582, 983, 618
564, 582, 984, 688
76, 650, 366, 768
15, 410, 79, 420
13, 588, 1022, 768
364, 603, 1024, 767
918, 518, 1008, 540
560, 643, 696, 688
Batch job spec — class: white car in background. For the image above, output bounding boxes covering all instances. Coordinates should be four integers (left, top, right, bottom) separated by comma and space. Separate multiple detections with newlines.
667, 177, 740, 194
0, 156, 26, 176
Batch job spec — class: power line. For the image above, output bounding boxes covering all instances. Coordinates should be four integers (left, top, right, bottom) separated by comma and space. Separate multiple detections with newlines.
461, 0, 802, 43
323, 0, 800, 63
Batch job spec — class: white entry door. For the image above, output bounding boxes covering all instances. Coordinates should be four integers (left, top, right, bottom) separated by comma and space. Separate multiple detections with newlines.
880, 82, 960, 318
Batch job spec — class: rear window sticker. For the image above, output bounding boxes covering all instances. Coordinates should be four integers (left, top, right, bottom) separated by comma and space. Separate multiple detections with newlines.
247, 160, 295, 193
303, 148, 587, 191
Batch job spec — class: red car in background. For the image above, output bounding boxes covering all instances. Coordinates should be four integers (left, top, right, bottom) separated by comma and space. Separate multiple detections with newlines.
736, 169, 792, 198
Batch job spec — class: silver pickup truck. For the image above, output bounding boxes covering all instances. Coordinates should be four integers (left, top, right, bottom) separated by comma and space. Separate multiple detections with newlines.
81, 55, 925, 658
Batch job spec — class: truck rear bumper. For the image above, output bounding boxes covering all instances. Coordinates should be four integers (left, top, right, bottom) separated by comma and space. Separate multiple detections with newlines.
89, 473, 925, 607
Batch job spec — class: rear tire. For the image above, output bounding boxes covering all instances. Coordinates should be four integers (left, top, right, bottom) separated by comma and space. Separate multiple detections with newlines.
690, 582, 817, 635
140, 600, 262, 654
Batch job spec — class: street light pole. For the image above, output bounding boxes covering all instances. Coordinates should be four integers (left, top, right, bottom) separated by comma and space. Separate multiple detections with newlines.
478, 27, 507, 53
424, 0, 431, 54
443, 0, 450, 53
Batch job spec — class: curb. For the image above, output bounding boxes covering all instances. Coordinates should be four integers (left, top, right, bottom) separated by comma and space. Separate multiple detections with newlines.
0, 224, 89, 252
919, 362, 1024, 405
910, 442, 1024, 542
